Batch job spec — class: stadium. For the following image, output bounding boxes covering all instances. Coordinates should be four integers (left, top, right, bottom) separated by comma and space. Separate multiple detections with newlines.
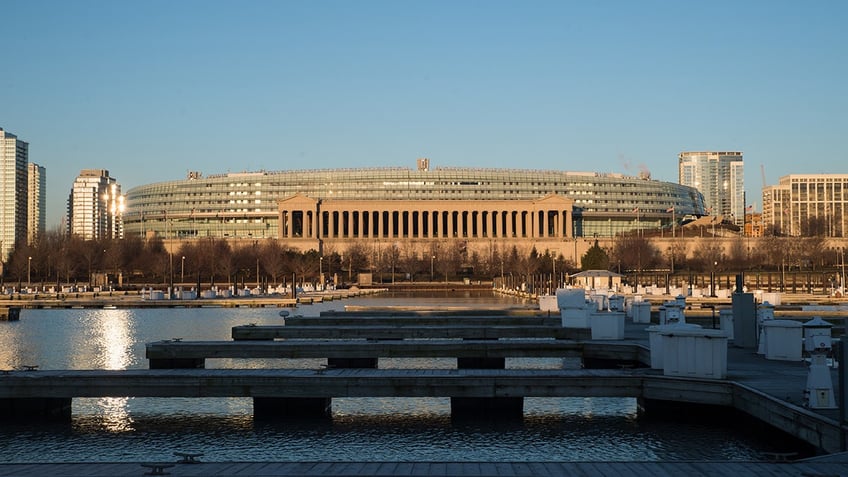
123, 159, 706, 260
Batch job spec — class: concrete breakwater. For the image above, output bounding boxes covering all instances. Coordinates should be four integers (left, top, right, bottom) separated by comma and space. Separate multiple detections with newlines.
0, 287, 386, 311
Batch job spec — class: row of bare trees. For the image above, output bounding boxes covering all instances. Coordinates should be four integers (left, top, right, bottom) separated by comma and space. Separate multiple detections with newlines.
3, 226, 845, 290
606, 234, 840, 274
2, 229, 576, 289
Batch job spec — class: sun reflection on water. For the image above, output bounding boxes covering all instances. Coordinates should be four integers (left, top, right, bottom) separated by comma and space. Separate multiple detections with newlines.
92, 397, 135, 432
68, 309, 137, 429
67, 309, 136, 370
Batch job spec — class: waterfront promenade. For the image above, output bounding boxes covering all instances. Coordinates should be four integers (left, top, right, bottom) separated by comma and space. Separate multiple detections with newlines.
0, 287, 385, 314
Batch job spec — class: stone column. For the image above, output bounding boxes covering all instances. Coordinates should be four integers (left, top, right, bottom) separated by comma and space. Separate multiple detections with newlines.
476, 210, 483, 238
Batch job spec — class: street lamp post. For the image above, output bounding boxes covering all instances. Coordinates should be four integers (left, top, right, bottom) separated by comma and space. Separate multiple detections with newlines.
27, 256, 32, 287
500, 259, 504, 289
431, 255, 435, 281
319, 256, 323, 290
711, 261, 718, 297
181, 256, 185, 283
552, 255, 557, 290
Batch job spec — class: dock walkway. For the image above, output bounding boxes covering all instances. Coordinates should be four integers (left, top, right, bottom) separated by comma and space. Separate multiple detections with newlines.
1, 458, 847, 476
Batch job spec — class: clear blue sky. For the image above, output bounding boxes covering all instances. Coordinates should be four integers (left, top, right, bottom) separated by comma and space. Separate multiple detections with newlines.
2, 0, 846, 228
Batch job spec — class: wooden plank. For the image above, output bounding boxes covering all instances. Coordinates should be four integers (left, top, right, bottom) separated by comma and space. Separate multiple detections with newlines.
373, 462, 400, 475
284, 316, 562, 327
146, 339, 607, 361
0, 461, 846, 476
232, 325, 576, 340
0, 368, 705, 402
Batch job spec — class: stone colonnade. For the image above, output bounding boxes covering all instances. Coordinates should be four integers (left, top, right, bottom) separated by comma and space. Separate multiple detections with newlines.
277, 194, 574, 242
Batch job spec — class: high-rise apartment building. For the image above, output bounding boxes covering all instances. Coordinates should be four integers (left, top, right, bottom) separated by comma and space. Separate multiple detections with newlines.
763, 174, 848, 237
68, 169, 124, 240
678, 151, 744, 225
0, 128, 28, 262
28, 163, 46, 244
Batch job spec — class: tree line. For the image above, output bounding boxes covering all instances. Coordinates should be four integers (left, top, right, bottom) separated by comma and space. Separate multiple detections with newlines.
3, 226, 845, 291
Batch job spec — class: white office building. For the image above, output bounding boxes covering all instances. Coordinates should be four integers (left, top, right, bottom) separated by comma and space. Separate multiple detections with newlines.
28, 163, 46, 244
0, 128, 28, 262
68, 169, 124, 240
763, 174, 848, 237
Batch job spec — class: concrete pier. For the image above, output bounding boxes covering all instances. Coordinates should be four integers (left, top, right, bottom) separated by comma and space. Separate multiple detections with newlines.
145, 339, 642, 369
0, 397, 71, 421
231, 324, 578, 340
451, 397, 524, 419
254, 397, 332, 419
0, 306, 20, 321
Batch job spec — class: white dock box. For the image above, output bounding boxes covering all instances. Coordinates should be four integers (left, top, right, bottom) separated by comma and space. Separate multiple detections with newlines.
661, 329, 728, 379
148, 290, 165, 300
608, 295, 625, 312
539, 295, 558, 312
590, 294, 608, 311
590, 311, 625, 340
762, 320, 802, 361
761, 292, 782, 306
556, 289, 586, 309
659, 304, 684, 325
803, 317, 833, 352
562, 307, 590, 329
719, 309, 734, 339
631, 301, 652, 324
648, 322, 702, 369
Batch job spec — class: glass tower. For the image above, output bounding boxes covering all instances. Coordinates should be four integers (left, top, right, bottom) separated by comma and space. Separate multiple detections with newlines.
0, 128, 28, 262
28, 163, 46, 245
678, 151, 744, 225
68, 169, 124, 240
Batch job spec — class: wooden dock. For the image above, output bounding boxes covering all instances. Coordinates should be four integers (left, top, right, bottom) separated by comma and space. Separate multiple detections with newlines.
231, 324, 580, 340
1, 458, 847, 476
146, 339, 647, 367
282, 314, 563, 327
3, 308, 847, 456
0, 287, 386, 311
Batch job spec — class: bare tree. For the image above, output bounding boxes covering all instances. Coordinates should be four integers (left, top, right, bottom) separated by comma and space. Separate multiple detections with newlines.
435, 240, 463, 282
611, 234, 660, 273
727, 237, 748, 271
345, 242, 370, 276
397, 242, 422, 281
259, 239, 289, 285
802, 236, 828, 271
691, 240, 724, 272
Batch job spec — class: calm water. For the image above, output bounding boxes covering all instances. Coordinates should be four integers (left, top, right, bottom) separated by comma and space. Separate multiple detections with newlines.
0, 291, 804, 463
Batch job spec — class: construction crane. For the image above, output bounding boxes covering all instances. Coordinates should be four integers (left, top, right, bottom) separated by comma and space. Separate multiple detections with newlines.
761, 164, 767, 190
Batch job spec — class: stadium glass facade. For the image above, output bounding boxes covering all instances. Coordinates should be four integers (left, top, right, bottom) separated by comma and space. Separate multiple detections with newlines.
123, 163, 706, 257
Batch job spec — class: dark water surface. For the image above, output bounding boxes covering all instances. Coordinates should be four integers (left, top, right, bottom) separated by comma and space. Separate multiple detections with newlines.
0, 291, 806, 462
